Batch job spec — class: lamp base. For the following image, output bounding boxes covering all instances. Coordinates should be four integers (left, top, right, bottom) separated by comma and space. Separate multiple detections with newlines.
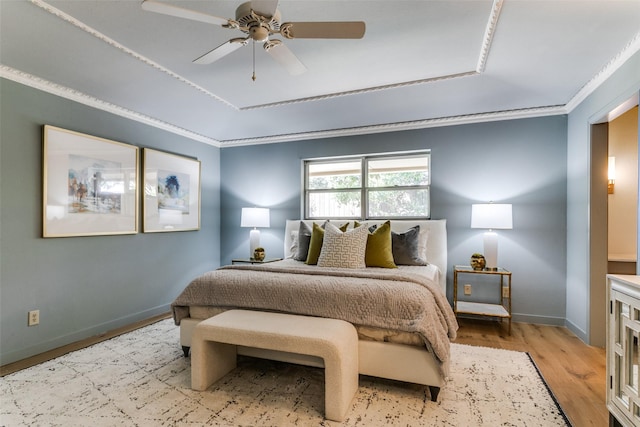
249, 228, 261, 259
483, 231, 499, 270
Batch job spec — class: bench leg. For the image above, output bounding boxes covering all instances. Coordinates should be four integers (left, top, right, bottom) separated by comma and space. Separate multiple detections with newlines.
323, 358, 359, 422
191, 340, 237, 391
428, 386, 440, 402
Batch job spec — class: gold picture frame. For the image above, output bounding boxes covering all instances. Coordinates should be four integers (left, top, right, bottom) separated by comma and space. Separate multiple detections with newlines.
43, 125, 139, 237
143, 148, 201, 233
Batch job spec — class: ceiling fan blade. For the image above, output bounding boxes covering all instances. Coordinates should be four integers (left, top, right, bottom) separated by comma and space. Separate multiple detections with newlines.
141, 0, 230, 27
281, 21, 366, 39
251, 0, 279, 18
264, 40, 307, 76
193, 38, 249, 65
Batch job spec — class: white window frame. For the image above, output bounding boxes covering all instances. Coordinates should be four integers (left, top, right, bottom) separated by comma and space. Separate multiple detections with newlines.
303, 150, 431, 220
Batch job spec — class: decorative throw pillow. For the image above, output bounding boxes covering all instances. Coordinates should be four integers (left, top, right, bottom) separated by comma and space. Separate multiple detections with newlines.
418, 227, 429, 262
305, 222, 326, 265
365, 221, 397, 268
294, 222, 312, 261
392, 225, 428, 266
288, 230, 299, 258
317, 222, 369, 268
305, 221, 349, 265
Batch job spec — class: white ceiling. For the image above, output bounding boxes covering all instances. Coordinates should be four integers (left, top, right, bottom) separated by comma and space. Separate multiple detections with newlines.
2, 0, 640, 147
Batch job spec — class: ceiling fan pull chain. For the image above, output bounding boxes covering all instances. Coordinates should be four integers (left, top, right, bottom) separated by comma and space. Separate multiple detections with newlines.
252, 40, 257, 81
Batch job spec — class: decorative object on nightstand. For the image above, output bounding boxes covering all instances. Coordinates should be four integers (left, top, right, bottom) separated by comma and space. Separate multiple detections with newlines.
231, 258, 282, 265
241, 207, 270, 259
453, 265, 512, 334
253, 247, 266, 261
470, 253, 486, 271
471, 203, 513, 271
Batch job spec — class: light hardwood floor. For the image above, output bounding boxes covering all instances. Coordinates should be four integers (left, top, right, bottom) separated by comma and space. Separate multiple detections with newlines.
454, 318, 607, 427
2, 315, 607, 426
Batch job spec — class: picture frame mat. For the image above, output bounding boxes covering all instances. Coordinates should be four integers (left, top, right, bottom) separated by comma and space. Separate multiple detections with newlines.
143, 148, 201, 233
43, 125, 139, 237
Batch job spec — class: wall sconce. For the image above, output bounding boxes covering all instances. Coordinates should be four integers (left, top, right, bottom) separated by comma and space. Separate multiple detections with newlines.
241, 207, 270, 259
471, 203, 513, 270
608, 156, 616, 194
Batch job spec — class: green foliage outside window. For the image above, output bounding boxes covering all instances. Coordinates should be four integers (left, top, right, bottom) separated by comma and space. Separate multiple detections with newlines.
305, 153, 431, 219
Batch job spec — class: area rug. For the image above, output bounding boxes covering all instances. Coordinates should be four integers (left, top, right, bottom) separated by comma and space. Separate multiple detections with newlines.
1, 319, 570, 426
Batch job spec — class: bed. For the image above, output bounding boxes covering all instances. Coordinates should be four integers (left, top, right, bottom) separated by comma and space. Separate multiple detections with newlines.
173, 219, 458, 400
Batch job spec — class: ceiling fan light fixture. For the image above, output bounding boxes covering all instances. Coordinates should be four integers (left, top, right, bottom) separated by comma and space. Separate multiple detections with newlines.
249, 25, 270, 42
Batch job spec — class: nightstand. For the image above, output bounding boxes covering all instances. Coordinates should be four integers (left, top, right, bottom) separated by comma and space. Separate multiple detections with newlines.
231, 258, 282, 265
453, 265, 512, 334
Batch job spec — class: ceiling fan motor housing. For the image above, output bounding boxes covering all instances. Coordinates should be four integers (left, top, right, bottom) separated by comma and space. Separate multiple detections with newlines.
236, 1, 281, 42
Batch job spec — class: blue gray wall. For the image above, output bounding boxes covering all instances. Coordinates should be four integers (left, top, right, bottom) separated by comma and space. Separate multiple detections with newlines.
220, 116, 568, 325
566, 50, 640, 346
0, 79, 221, 364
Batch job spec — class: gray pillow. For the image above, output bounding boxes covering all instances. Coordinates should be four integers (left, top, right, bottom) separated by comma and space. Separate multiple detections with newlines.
294, 222, 312, 261
392, 226, 428, 266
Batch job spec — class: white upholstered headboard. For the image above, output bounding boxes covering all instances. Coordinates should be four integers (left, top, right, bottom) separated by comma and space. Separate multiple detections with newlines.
283, 219, 448, 293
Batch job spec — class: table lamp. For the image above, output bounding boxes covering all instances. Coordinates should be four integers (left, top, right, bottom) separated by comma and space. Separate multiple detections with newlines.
241, 207, 270, 259
471, 203, 512, 270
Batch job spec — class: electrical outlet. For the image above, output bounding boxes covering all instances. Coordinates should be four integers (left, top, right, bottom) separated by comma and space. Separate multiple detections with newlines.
464, 284, 472, 295
502, 287, 510, 298
28, 310, 40, 326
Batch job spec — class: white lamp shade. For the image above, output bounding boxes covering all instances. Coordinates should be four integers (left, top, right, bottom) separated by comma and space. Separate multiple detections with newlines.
241, 207, 270, 228
471, 204, 513, 230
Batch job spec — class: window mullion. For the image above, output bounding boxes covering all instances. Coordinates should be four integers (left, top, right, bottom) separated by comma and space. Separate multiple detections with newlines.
361, 157, 367, 220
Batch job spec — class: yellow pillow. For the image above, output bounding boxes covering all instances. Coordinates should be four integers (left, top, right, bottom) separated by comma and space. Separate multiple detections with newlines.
365, 221, 397, 268
305, 221, 349, 265
305, 222, 325, 265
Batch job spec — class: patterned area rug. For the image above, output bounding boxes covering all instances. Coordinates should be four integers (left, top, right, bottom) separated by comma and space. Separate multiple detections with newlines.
1, 319, 570, 426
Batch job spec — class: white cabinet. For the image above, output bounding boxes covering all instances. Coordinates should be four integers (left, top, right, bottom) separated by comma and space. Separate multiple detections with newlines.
607, 274, 640, 426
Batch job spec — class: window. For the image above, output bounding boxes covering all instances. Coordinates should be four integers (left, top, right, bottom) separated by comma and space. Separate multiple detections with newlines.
304, 151, 430, 219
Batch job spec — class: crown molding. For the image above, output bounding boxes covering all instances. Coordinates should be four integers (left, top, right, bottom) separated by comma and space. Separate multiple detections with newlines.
219, 105, 566, 147
240, 71, 479, 111
0, 65, 221, 147
565, 30, 640, 113
476, 0, 504, 73
1, 63, 563, 149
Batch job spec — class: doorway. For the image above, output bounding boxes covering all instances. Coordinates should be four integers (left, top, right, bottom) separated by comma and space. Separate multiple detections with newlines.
589, 93, 639, 347
607, 105, 638, 274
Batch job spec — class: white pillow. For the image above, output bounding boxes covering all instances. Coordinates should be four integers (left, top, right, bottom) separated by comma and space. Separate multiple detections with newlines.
288, 230, 299, 259
317, 222, 369, 269
418, 228, 429, 261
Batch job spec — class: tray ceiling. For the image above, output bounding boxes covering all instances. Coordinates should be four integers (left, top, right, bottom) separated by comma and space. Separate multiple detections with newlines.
1, 0, 639, 146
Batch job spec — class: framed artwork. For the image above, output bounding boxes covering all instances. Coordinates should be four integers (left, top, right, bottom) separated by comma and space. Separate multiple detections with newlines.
143, 148, 201, 232
43, 125, 139, 238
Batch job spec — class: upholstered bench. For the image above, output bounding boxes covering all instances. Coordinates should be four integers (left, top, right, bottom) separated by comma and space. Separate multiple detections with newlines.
191, 309, 359, 422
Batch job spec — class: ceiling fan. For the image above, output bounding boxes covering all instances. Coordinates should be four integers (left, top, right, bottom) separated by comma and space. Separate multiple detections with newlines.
141, 0, 366, 79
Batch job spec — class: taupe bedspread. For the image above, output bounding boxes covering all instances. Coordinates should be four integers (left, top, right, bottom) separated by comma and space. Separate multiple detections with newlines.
172, 261, 458, 367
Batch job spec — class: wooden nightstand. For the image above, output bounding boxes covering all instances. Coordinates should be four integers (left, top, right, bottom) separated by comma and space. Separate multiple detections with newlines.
453, 265, 512, 334
231, 258, 282, 265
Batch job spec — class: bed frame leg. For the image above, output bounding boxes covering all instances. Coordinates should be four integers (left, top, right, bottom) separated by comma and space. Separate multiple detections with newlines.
428, 386, 440, 402
182, 346, 190, 357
